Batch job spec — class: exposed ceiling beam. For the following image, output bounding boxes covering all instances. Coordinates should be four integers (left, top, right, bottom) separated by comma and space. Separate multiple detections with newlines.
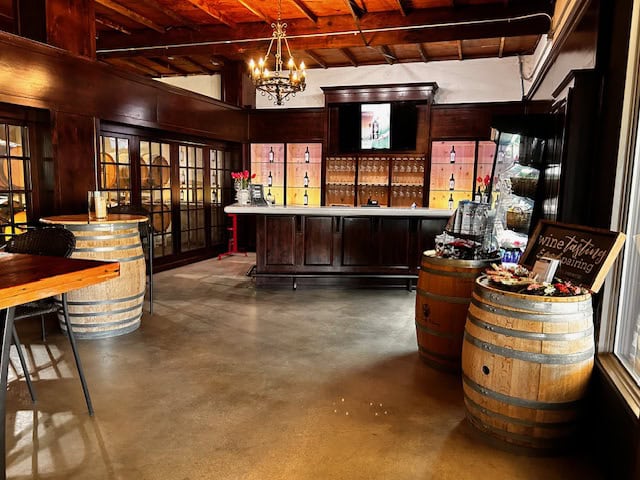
96, 16, 131, 35
97, 3, 552, 54
340, 48, 358, 67
417, 43, 428, 62
138, 0, 200, 31
344, 0, 366, 19
183, 0, 237, 28
95, 0, 166, 33
457, 40, 463, 60
237, 0, 273, 24
304, 50, 328, 69
110, 58, 160, 76
183, 56, 218, 74
288, 0, 318, 24
379, 45, 396, 65
395, 0, 409, 17
146, 57, 190, 75
498, 36, 505, 57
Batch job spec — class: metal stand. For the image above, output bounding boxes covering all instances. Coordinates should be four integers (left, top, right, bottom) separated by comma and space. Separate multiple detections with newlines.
218, 214, 247, 260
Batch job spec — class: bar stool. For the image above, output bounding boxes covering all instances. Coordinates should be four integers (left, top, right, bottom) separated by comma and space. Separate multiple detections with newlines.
218, 213, 247, 260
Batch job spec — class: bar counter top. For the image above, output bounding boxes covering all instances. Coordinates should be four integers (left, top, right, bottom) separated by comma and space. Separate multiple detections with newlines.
224, 204, 451, 217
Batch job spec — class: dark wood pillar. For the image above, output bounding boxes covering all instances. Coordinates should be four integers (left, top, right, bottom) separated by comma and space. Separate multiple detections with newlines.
16, 0, 96, 58
222, 60, 256, 108
50, 111, 97, 212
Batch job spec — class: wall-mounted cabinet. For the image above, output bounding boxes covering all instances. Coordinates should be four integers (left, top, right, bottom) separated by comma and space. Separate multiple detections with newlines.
250, 142, 322, 207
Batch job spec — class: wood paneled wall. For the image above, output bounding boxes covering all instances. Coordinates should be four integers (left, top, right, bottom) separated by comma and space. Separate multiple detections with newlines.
248, 108, 325, 143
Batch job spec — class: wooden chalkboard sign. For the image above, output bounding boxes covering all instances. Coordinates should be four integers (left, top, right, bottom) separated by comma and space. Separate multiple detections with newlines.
520, 220, 626, 292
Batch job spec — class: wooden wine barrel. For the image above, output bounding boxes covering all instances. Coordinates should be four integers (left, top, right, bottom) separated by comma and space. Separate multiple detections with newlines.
142, 203, 171, 232
101, 152, 117, 189
41, 214, 147, 339
150, 155, 170, 187
461, 277, 594, 452
415, 251, 498, 372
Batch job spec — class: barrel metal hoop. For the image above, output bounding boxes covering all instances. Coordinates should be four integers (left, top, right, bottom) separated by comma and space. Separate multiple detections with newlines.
65, 223, 137, 232
422, 252, 500, 268
416, 288, 471, 305
470, 296, 593, 322
463, 332, 594, 365
66, 302, 143, 318
62, 291, 145, 306
73, 254, 145, 264
64, 318, 142, 339
462, 374, 583, 410
465, 412, 571, 449
418, 345, 459, 360
75, 232, 139, 241
463, 394, 576, 429
466, 312, 594, 342
419, 266, 480, 279
67, 313, 141, 328
415, 321, 457, 338
74, 244, 141, 253
474, 284, 592, 314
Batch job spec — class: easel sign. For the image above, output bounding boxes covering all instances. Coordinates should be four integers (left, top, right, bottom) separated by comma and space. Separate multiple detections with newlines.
520, 220, 626, 292
249, 184, 268, 206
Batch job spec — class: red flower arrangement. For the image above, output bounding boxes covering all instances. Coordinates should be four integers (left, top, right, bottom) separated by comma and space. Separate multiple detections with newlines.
231, 170, 256, 189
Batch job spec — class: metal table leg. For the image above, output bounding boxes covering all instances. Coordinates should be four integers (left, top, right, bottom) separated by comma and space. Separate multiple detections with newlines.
0, 307, 16, 480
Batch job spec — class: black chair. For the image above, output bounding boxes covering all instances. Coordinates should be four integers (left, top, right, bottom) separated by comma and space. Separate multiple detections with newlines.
108, 204, 154, 314
5, 227, 95, 415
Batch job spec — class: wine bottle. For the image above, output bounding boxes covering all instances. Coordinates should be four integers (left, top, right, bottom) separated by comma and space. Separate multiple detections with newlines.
304, 146, 310, 163
449, 173, 455, 191
303, 189, 309, 205
449, 145, 456, 163
448, 193, 454, 210
266, 188, 274, 204
474, 186, 482, 202
303, 171, 309, 187
268, 146, 274, 163
267, 170, 272, 187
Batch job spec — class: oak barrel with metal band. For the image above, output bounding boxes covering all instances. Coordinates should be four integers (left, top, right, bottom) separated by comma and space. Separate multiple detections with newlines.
415, 251, 498, 372
41, 214, 147, 339
461, 276, 594, 452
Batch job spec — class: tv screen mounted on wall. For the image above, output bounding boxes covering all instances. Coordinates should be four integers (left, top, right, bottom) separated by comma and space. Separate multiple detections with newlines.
361, 103, 391, 150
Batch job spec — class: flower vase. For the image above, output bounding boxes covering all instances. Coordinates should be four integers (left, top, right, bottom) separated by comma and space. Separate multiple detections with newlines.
238, 188, 250, 205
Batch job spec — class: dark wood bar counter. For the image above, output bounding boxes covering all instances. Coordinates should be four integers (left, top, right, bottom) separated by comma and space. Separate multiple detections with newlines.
225, 205, 450, 288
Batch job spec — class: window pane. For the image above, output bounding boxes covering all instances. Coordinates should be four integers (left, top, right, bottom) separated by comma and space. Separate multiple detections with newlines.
614, 127, 640, 384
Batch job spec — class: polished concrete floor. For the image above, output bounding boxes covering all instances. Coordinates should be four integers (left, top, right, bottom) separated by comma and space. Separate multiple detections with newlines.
5, 254, 603, 479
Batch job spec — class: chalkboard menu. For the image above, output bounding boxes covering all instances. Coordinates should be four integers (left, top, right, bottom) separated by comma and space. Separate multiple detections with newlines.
249, 184, 268, 206
520, 220, 626, 292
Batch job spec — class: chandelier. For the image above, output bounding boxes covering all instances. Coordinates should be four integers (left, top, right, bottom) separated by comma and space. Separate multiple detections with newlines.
248, 0, 306, 105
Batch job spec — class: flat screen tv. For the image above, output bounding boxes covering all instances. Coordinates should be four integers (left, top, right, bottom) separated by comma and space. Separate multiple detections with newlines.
361, 103, 391, 150
337, 102, 417, 152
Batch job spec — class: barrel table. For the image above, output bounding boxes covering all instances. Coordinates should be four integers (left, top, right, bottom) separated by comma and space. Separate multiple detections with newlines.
461, 276, 594, 453
41, 214, 147, 339
415, 251, 497, 371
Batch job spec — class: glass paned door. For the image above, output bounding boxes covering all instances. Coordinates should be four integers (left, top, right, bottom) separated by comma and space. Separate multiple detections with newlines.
0, 123, 30, 241
99, 135, 131, 207
179, 145, 205, 252
141, 140, 172, 258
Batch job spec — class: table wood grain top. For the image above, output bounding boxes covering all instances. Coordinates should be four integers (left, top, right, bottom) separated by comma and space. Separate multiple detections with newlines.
41, 214, 147, 225
0, 253, 120, 309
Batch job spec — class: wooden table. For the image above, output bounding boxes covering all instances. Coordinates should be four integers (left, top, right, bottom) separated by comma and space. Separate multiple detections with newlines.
41, 214, 147, 338
0, 252, 120, 480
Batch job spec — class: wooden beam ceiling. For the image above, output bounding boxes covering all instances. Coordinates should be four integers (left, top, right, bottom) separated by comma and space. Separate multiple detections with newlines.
457, 40, 463, 60
341, 48, 358, 67
395, 0, 409, 17
237, 0, 273, 24
379, 45, 396, 65
96, 16, 131, 35
305, 50, 328, 69
183, 0, 237, 28
138, 0, 200, 30
499, 37, 505, 57
288, 0, 318, 24
183, 56, 218, 74
95, 0, 166, 33
417, 43, 428, 62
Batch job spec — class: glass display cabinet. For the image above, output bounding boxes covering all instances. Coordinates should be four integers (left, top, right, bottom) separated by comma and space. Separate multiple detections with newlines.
325, 156, 356, 206
251, 143, 285, 206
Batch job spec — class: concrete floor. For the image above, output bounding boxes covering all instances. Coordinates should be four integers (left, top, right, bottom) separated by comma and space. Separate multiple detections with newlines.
5, 253, 603, 479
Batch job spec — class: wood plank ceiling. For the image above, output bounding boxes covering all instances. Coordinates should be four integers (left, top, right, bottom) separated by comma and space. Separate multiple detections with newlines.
4, 0, 556, 78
